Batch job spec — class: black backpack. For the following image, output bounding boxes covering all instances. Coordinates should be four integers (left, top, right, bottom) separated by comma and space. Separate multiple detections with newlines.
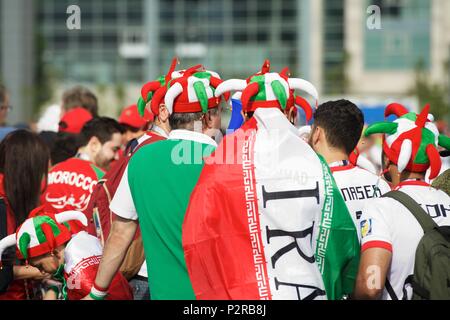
383, 191, 450, 300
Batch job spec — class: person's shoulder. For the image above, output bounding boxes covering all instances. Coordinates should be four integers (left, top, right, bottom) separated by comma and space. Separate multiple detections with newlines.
128, 139, 175, 170
53, 157, 104, 179
399, 184, 450, 201
350, 165, 378, 178
88, 162, 105, 179
350, 167, 391, 189
362, 196, 399, 220
426, 186, 450, 203
67, 231, 101, 249
135, 138, 173, 154
49, 157, 76, 171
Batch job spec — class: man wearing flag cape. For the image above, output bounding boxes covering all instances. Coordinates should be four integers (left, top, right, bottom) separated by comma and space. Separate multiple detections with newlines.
84, 65, 229, 300
182, 60, 360, 300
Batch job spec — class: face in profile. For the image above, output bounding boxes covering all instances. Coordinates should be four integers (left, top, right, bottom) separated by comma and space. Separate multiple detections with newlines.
202, 105, 223, 143
29, 252, 61, 275
210, 104, 222, 130
94, 132, 122, 170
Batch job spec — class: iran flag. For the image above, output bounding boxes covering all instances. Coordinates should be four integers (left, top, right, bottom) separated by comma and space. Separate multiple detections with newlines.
183, 108, 359, 300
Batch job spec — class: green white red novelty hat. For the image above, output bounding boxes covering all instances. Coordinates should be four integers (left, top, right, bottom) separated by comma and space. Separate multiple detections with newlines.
164, 67, 229, 114
137, 59, 228, 116
137, 58, 183, 117
0, 211, 87, 262
364, 103, 450, 179
214, 60, 319, 121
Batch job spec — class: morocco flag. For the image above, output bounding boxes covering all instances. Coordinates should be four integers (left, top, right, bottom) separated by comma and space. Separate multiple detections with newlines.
183, 108, 359, 300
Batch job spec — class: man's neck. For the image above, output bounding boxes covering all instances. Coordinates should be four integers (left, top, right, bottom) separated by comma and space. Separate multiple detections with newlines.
76, 147, 93, 163
322, 149, 349, 165
152, 119, 170, 137
400, 171, 426, 182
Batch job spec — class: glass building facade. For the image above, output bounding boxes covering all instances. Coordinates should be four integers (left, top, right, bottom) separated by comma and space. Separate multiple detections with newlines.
364, 0, 431, 70
36, 0, 302, 84
37, 0, 145, 83
6, 0, 437, 98
158, 0, 299, 78
323, 0, 345, 93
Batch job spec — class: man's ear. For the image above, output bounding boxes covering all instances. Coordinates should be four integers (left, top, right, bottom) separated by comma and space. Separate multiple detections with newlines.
287, 108, 296, 125
159, 104, 170, 122
87, 136, 101, 153
203, 111, 214, 129
382, 152, 391, 171
311, 125, 321, 146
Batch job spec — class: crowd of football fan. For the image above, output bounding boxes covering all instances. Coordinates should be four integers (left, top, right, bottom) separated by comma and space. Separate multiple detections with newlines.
0, 59, 449, 301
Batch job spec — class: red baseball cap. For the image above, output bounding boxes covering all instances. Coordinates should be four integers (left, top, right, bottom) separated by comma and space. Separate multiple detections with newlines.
58, 107, 94, 134
118, 104, 154, 129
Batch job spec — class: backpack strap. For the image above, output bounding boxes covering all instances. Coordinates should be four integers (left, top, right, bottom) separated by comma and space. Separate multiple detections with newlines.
382, 190, 438, 233
384, 278, 399, 300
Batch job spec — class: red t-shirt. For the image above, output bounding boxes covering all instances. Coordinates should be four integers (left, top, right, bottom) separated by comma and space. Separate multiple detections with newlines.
41, 158, 105, 232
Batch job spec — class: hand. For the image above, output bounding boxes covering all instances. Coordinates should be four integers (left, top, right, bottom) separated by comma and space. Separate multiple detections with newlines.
81, 294, 94, 300
20, 266, 52, 281
31, 268, 52, 281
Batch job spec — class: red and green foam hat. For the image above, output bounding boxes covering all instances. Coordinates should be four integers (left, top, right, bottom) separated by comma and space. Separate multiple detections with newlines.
163, 66, 229, 114
213, 59, 319, 122
136, 57, 185, 117
364, 103, 450, 179
0, 210, 87, 262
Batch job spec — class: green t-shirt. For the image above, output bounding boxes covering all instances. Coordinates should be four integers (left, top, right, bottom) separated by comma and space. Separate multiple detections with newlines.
127, 138, 215, 300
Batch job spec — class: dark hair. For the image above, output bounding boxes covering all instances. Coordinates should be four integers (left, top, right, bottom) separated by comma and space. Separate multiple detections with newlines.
79, 117, 123, 146
38, 131, 57, 155
0, 130, 50, 226
169, 107, 219, 130
62, 85, 99, 117
50, 132, 79, 165
313, 99, 364, 154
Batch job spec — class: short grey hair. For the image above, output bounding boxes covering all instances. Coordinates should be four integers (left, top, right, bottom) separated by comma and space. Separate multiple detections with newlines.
62, 85, 98, 116
169, 106, 219, 130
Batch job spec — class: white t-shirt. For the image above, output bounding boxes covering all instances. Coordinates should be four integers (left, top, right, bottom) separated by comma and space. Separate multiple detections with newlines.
110, 130, 218, 278
111, 129, 217, 221
330, 162, 391, 239
360, 181, 450, 300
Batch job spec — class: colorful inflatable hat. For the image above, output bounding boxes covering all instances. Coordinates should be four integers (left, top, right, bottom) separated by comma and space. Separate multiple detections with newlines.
0, 210, 87, 262
214, 59, 319, 121
137, 58, 185, 117
164, 67, 229, 114
364, 103, 450, 179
